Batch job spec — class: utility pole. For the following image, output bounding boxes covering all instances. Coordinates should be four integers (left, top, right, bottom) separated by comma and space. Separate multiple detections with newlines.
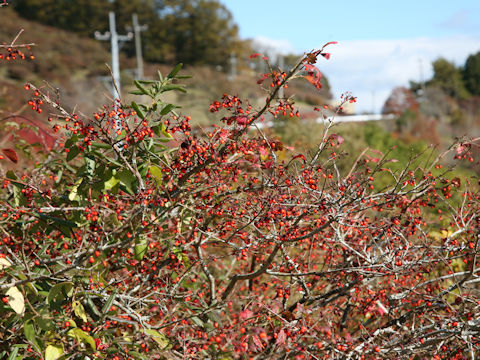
128, 13, 148, 79
228, 52, 237, 81
95, 12, 133, 100
418, 58, 426, 97
371, 90, 376, 114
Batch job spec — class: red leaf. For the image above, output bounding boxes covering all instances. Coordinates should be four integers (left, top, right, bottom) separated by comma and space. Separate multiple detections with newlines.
276, 329, 287, 346
249, 53, 260, 59
240, 309, 253, 320
292, 154, 306, 163
252, 335, 263, 350
305, 75, 323, 90
2, 148, 18, 163
263, 161, 273, 169
258, 147, 269, 157
330, 134, 344, 146
323, 41, 338, 47
236, 116, 247, 126
304, 64, 322, 90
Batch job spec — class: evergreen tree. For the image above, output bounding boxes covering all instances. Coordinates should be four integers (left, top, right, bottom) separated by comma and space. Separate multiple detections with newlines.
13, 0, 241, 67
463, 51, 480, 96
428, 57, 469, 99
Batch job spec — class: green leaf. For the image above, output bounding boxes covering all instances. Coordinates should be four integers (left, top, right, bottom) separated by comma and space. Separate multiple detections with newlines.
47, 282, 74, 305
117, 170, 135, 194
102, 292, 116, 314
134, 80, 150, 96
191, 316, 204, 328
87, 296, 101, 317
144, 329, 170, 350
68, 328, 96, 351
134, 240, 148, 261
24, 320, 39, 349
90, 150, 122, 167
45, 344, 64, 360
35, 315, 55, 331
66, 145, 80, 162
130, 90, 145, 96
13, 186, 27, 207
38, 213, 77, 228
131, 101, 145, 120
6, 170, 17, 180
90, 141, 111, 149
73, 300, 87, 322
167, 63, 183, 79
104, 176, 120, 191
7, 347, 18, 360
160, 104, 175, 116
161, 84, 186, 93
149, 165, 163, 186
128, 351, 149, 360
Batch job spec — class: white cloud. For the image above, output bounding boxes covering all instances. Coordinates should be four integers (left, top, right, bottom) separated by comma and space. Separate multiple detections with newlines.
439, 10, 470, 30
251, 35, 297, 61
317, 36, 480, 113
252, 35, 480, 113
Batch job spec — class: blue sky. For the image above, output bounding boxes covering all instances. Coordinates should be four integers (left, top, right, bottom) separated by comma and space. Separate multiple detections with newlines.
220, 0, 480, 113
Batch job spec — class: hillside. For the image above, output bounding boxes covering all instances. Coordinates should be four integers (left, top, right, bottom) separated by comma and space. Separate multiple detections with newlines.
0, 8, 331, 127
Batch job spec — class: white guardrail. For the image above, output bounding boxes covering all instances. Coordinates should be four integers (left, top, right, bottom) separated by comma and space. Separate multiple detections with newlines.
255, 113, 397, 129
318, 113, 397, 123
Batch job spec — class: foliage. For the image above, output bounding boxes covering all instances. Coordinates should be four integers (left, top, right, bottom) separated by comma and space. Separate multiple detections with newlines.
12, 0, 111, 36
387, 54, 480, 148
2, 14, 480, 360
463, 51, 480, 96
12, 0, 242, 67
428, 58, 469, 100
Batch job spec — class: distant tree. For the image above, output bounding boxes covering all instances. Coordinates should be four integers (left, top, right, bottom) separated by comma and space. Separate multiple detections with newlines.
159, 0, 240, 66
463, 51, 480, 96
13, 0, 241, 67
382, 86, 418, 115
12, 0, 112, 36
428, 57, 469, 99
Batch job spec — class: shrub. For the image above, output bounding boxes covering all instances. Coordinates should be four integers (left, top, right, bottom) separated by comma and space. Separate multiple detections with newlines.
1, 27, 480, 360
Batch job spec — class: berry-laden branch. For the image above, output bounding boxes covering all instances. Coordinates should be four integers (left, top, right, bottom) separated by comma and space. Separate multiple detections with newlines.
0, 29, 35, 61
1, 39, 480, 360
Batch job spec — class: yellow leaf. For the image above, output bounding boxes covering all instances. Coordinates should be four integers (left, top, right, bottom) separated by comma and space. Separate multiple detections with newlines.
45, 344, 64, 360
149, 165, 163, 186
144, 328, 171, 350
73, 301, 87, 322
68, 328, 96, 350
6, 286, 25, 315
68, 179, 83, 201
0, 257, 11, 270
